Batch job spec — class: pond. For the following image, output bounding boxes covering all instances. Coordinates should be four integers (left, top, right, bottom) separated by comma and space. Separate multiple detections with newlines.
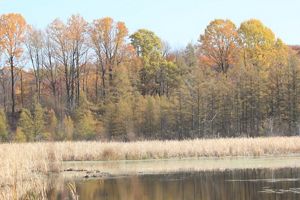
43, 156, 300, 199
48, 167, 300, 200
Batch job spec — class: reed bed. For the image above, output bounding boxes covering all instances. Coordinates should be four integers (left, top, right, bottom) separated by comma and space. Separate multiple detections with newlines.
56, 136, 300, 161
1, 136, 300, 199
0, 143, 60, 199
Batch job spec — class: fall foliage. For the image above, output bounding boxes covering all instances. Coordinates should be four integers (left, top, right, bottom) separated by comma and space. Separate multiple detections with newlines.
199, 19, 239, 73
0, 14, 299, 142
0, 13, 27, 115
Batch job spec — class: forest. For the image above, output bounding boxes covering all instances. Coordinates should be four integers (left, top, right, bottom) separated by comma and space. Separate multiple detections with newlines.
0, 13, 299, 142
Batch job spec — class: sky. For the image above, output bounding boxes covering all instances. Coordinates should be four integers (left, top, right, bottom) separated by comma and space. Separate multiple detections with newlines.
0, 0, 300, 49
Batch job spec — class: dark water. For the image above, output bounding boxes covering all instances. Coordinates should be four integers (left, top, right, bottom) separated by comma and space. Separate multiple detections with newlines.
48, 168, 300, 200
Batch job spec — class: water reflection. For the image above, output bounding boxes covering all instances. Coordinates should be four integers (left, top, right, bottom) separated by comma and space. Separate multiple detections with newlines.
48, 168, 300, 200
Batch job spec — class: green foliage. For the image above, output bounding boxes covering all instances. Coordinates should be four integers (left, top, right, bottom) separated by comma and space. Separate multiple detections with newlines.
105, 98, 134, 140
76, 109, 96, 140
45, 109, 58, 140
63, 115, 74, 140
32, 103, 45, 139
17, 103, 45, 142
158, 61, 180, 95
109, 65, 134, 102
0, 109, 8, 141
74, 95, 96, 140
18, 108, 34, 141
185, 43, 198, 66
14, 127, 26, 142
105, 103, 126, 139
130, 29, 180, 96
130, 29, 162, 61
143, 96, 159, 137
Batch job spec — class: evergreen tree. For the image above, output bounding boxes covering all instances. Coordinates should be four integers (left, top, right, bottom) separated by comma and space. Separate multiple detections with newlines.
14, 127, 26, 142
143, 96, 159, 138
63, 115, 74, 140
76, 109, 96, 140
74, 94, 96, 140
0, 109, 8, 141
18, 108, 34, 141
104, 65, 135, 140
105, 101, 130, 140
45, 109, 58, 140
32, 102, 45, 140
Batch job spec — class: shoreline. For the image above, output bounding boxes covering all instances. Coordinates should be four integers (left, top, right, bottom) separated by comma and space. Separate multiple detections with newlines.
63, 153, 300, 163
61, 155, 300, 180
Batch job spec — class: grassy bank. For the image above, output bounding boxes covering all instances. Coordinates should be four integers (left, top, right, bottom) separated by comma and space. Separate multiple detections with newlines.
1, 136, 300, 198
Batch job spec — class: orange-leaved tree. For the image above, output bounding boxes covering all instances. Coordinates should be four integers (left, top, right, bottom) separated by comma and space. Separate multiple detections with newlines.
0, 13, 27, 115
199, 19, 240, 73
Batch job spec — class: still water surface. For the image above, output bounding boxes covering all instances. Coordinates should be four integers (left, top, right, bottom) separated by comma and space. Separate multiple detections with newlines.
48, 168, 300, 200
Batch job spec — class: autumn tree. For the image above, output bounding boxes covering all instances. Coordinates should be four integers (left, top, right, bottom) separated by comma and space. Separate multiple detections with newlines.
0, 14, 300, 141
237, 20, 287, 136
238, 19, 277, 68
0, 13, 27, 115
199, 19, 239, 73
89, 17, 128, 99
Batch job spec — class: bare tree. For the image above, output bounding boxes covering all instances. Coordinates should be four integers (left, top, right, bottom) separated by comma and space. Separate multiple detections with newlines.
89, 17, 128, 99
26, 26, 44, 102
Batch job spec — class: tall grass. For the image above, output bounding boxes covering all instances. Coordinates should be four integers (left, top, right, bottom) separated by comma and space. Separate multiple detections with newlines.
0, 143, 59, 199
1, 136, 300, 198
56, 137, 300, 161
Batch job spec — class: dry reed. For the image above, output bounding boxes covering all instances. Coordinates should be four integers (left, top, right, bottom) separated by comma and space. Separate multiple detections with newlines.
55, 137, 300, 161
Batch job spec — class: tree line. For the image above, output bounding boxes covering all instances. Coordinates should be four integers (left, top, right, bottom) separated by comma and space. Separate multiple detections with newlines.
0, 13, 299, 142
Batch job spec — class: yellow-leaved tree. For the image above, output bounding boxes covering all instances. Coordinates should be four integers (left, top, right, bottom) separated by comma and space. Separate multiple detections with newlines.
238, 19, 277, 69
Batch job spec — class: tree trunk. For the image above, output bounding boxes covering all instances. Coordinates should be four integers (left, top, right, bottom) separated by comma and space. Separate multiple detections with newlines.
10, 56, 15, 115
20, 70, 24, 108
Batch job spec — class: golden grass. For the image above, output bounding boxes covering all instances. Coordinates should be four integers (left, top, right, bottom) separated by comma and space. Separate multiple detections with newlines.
56, 136, 300, 161
1, 136, 300, 199
0, 143, 58, 199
